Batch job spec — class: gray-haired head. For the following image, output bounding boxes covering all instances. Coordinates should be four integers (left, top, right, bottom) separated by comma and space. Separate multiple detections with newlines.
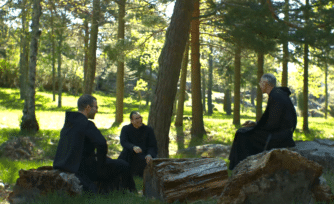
261, 73, 276, 87
130, 111, 140, 120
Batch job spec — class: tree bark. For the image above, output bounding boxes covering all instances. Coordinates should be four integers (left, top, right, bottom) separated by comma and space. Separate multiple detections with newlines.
202, 68, 206, 113
57, 32, 63, 108
251, 87, 256, 106
83, 17, 89, 94
225, 88, 231, 115
84, 0, 100, 95
143, 158, 228, 203
207, 46, 213, 115
19, 0, 29, 100
20, 0, 41, 133
325, 50, 328, 119
191, 0, 205, 138
233, 44, 241, 125
175, 41, 189, 127
281, 0, 289, 87
50, 0, 56, 101
303, 43, 309, 132
303, 0, 309, 133
148, 0, 194, 158
256, 51, 264, 121
115, 0, 126, 125
146, 62, 153, 106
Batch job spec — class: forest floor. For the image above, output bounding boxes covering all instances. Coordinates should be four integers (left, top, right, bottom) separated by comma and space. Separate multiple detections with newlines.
1, 87, 334, 203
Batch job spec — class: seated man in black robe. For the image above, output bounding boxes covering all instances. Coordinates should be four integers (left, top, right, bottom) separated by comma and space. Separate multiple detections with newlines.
53, 94, 136, 194
118, 111, 158, 177
229, 73, 297, 170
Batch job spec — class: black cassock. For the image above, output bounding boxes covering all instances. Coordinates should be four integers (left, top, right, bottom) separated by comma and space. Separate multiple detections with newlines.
118, 124, 158, 177
53, 112, 136, 193
229, 87, 297, 170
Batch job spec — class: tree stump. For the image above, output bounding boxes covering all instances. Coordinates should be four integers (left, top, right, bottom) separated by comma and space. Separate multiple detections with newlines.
143, 158, 228, 203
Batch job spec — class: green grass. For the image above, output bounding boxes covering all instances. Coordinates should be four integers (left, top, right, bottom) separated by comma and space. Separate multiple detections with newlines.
0, 158, 53, 184
1, 87, 334, 203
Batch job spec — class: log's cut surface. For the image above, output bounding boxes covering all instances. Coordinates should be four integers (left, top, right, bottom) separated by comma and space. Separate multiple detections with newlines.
143, 158, 228, 203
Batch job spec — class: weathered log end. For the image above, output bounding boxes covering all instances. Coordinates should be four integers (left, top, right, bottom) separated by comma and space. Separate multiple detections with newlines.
143, 158, 228, 203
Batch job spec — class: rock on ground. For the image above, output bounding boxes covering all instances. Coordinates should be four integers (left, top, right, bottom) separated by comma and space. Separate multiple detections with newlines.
176, 144, 231, 158
7, 166, 82, 204
143, 158, 228, 203
290, 139, 334, 172
218, 148, 333, 204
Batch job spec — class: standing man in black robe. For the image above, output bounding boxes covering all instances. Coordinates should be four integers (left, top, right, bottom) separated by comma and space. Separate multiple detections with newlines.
228, 73, 297, 170
53, 94, 136, 193
118, 111, 158, 177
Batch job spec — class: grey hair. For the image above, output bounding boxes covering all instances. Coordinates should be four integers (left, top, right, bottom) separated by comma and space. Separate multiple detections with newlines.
261, 73, 276, 87
130, 111, 140, 120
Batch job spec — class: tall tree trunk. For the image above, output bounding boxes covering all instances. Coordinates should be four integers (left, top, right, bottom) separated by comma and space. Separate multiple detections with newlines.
207, 46, 213, 115
225, 88, 231, 115
148, 0, 194, 158
83, 17, 89, 91
20, 0, 41, 133
115, 0, 126, 125
191, 0, 205, 138
325, 49, 328, 119
146, 63, 153, 106
303, 43, 309, 132
57, 33, 63, 108
256, 51, 264, 121
303, 0, 309, 133
251, 87, 256, 106
84, 0, 100, 94
281, 0, 289, 87
50, 1, 56, 101
19, 0, 29, 100
175, 41, 189, 127
233, 44, 241, 125
202, 68, 206, 114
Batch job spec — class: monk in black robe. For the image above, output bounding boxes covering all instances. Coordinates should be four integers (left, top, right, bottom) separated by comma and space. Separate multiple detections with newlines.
118, 111, 158, 177
53, 94, 136, 193
229, 74, 297, 170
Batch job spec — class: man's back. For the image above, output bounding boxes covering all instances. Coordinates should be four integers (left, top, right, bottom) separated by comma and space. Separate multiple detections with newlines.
256, 87, 297, 133
53, 111, 107, 173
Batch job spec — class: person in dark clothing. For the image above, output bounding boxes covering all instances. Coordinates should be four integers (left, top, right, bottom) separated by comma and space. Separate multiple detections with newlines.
53, 94, 136, 194
118, 111, 158, 177
228, 74, 297, 170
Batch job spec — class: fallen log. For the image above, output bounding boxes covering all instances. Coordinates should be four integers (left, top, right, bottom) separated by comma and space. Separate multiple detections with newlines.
143, 158, 228, 203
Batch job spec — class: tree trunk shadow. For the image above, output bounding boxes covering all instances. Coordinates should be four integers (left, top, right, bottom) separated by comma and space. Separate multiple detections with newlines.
189, 135, 204, 148
176, 126, 185, 150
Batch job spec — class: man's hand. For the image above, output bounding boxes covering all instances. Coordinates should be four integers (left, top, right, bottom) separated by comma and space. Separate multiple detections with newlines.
133, 146, 142, 153
145, 154, 152, 164
242, 120, 256, 127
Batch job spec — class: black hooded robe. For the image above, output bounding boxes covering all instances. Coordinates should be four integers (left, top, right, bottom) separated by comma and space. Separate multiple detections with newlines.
228, 87, 297, 170
118, 124, 158, 177
53, 112, 136, 193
